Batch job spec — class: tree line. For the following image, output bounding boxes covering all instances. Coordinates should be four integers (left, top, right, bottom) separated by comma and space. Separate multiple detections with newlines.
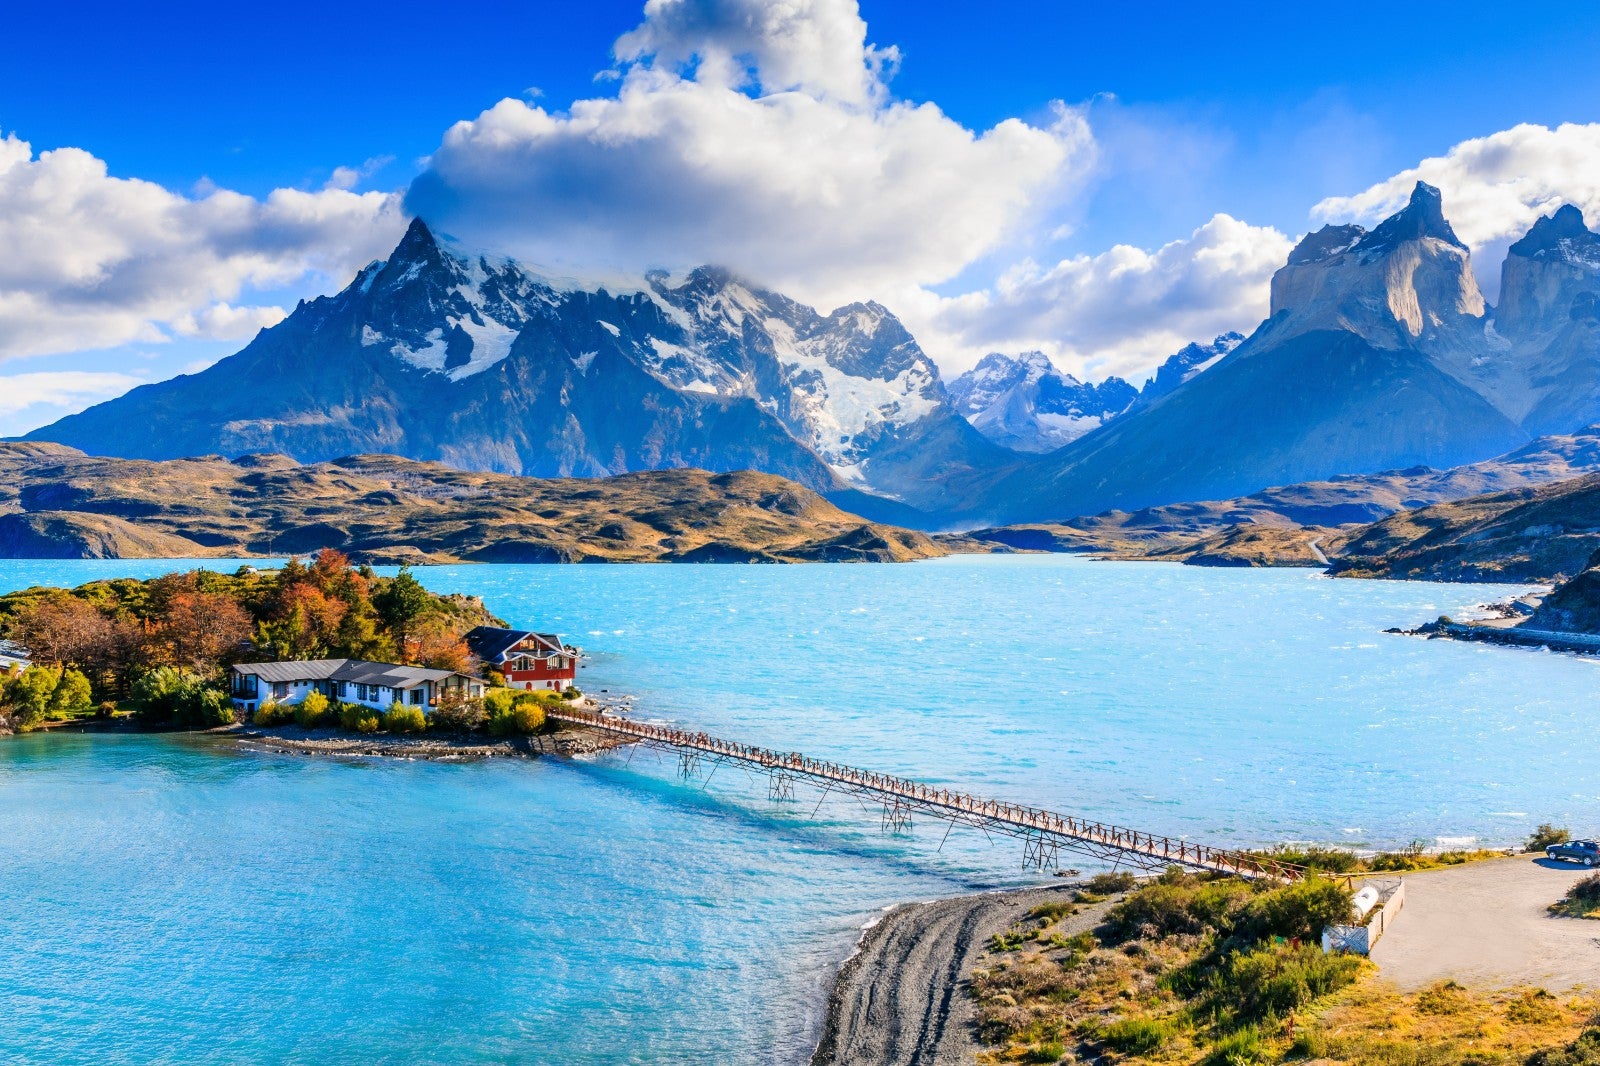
0, 553, 499, 734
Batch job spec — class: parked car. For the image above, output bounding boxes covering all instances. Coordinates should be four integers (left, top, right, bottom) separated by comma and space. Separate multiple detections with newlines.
1545, 839, 1600, 866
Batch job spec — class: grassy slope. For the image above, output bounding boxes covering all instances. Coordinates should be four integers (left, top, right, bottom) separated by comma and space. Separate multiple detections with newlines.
0, 443, 944, 564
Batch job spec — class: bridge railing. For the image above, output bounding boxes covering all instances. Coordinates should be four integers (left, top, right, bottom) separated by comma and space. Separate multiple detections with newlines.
550, 706, 1306, 883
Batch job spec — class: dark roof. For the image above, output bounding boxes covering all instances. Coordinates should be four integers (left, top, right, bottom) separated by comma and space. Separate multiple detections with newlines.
231, 659, 469, 688
464, 626, 566, 663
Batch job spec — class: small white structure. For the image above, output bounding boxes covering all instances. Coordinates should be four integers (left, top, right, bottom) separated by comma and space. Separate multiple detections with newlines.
1322, 878, 1406, 955
230, 659, 485, 717
0, 640, 29, 674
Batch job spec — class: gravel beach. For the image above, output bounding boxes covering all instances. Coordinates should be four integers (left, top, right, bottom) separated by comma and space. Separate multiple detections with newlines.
811, 881, 1116, 1066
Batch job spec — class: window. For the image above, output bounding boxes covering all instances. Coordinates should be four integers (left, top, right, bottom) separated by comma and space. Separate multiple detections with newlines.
409, 688, 424, 706
272, 682, 287, 699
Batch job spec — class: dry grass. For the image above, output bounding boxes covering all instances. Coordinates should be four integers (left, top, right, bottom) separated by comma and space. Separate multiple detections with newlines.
969, 871, 1596, 1066
1306, 981, 1598, 1064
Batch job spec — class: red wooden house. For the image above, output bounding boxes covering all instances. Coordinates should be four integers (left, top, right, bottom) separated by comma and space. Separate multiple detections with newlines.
465, 627, 579, 692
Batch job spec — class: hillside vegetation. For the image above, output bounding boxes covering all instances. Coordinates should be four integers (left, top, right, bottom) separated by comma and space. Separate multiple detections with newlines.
0, 443, 943, 564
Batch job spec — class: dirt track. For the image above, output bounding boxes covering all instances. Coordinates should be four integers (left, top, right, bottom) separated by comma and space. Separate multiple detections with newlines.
811, 884, 1109, 1066
1371, 854, 1600, 991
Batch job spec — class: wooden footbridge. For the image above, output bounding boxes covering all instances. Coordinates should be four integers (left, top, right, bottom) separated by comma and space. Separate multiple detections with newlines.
548, 706, 1306, 883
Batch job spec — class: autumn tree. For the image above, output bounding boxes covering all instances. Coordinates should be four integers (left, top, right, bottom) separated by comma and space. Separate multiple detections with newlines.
153, 592, 254, 673
257, 582, 348, 661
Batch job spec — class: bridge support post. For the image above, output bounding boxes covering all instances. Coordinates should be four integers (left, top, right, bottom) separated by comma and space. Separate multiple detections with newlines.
1022, 831, 1059, 872
882, 796, 913, 834
768, 772, 796, 802
678, 750, 701, 780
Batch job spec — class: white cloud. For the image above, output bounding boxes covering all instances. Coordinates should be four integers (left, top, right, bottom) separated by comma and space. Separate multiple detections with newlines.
406, 0, 1092, 310
908, 214, 1293, 381
1311, 122, 1600, 296
0, 370, 145, 415
0, 133, 407, 361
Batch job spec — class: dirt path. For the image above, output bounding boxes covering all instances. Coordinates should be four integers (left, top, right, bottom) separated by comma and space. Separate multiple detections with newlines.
811, 884, 1109, 1066
1371, 855, 1600, 991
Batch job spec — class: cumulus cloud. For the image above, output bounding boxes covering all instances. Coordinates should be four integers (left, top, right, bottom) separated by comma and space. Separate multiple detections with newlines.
1311, 122, 1600, 296
909, 214, 1293, 380
0, 133, 406, 361
0, 370, 146, 415
406, 0, 1092, 309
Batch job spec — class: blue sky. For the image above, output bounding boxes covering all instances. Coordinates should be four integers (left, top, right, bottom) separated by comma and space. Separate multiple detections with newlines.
5, 0, 1600, 434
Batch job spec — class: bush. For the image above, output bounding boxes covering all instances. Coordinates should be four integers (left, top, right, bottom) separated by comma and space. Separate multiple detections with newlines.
488, 698, 546, 737
253, 700, 295, 726
483, 688, 517, 718
49, 669, 94, 716
96, 700, 117, 719
8, 665, 63, 730
1086, 871, 1138, 894
1551, 873, 1600, 919
429, 694, 485, 734
1099, 1016, 1171, 1053
339, 702, 380, 734
130, 666, 232, 727
1529, 823, 1572, 851
1237, 876, 1353, 941
1104, 876, 1255, 940
383, 703, 426, 734
1203, 1025, 1265, 1065
294, 691, 332, 729
562, 686, 581, 700
1213, 943, 1362, 1025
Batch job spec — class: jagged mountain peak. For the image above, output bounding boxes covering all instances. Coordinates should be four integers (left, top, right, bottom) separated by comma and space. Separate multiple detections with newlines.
1509, 204, 1600, 263
1355, 181, 1465, 254
1288, 224, 1366, 266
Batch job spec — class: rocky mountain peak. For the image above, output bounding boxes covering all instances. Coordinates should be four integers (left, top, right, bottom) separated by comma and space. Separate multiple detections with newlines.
1287, 224, 1366, 266
1508, 204, 1600, 264
1355, 181, 1465, 254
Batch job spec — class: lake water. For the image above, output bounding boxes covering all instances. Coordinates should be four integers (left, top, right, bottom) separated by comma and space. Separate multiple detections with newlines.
3, 556, 1597, 1064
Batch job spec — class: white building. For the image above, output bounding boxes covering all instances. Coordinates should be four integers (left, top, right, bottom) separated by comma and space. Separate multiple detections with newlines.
0, 640, 29, 674
230, 659, 485, 717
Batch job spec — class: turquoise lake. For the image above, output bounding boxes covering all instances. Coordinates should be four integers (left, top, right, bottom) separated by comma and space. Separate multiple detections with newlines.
2, 556, 1598, 1064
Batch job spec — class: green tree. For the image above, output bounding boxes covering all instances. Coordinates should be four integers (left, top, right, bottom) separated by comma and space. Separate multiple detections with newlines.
9, 665, 63, 730
48, 669, 93, 716
372, 566, 430, 661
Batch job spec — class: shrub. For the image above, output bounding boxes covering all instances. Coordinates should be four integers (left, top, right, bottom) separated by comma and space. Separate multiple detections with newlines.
1026, 1040, 1066, 1063
339, 702, 380, 734
49, 669, 94, 716
1213, 943, 1362, 1025
1104, 876, 1255, 940
253, 700, 295, 726
488, 698, 546, 737
130, 666, 231, 727
96, 700, 117, 720
429, 694, 485, 734
294, 691, 332, 729
562, 686, 582, 700
1203, 1025, 1265, 1065
1237, 876, 1353, 942
1099, 1016, 1172, 1054
8, 665, 62, 729
383, 703, 426, 734
1529, 823, 1572, 851
1086, 871, 1138, 894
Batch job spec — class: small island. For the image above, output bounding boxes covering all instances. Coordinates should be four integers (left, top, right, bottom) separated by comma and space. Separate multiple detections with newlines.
0, 551, 614, 755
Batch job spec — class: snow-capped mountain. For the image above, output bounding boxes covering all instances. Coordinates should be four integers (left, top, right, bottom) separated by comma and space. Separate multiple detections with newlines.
948, 333, 1246, 452
947, 352, 1138, 452
1133, 332, 1245, 407
24, 220, 1006, 513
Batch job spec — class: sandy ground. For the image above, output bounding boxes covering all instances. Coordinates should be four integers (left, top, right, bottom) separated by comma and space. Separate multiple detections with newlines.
811, 883, 1113, 1066
1371, 854, 1600, 991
